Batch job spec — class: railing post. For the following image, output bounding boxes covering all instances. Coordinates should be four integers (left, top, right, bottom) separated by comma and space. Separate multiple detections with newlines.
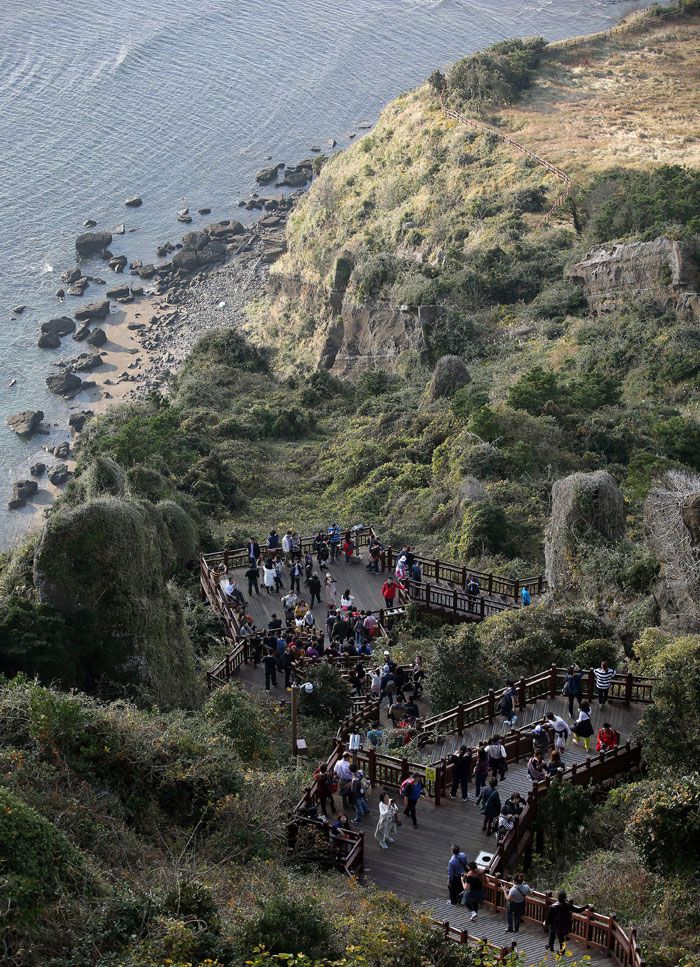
435, 762, 442, 806
426, 584, 432, 609
584, 905, 593, 949
457, 702, 465, 733
387, 547, 393, 571
480, 596, 485, 619
401, 757, 409, 781
453, 588, 458, 620
538, 575, 543, 595
225, 655, 231, 681
461, 566, 467, 587
223, 550, 230, 569
625, 672, 633, 705
549, 664, 557, 698
488, 573, 493, 595
488, 689, 495, 723
513, 579, 519, 602
518, 677, 526, 709
435, 559, 440, 582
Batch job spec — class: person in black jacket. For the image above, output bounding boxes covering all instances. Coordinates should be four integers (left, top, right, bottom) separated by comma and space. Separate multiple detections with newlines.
544, 891, 588, 953
262, 648, 278, 691
450, 745, 471, 802
247, 538, 261, 564
308, 571, 322, 607
245, 564, 260, 596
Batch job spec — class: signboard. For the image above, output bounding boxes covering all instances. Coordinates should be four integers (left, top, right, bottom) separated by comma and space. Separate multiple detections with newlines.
424, 766, 437, 785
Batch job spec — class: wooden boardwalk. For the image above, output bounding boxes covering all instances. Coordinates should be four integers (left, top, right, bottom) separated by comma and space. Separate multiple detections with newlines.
419, 695, 644, 761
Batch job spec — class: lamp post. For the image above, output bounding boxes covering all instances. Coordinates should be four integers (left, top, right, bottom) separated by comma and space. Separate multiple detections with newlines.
291, 681, 313, 755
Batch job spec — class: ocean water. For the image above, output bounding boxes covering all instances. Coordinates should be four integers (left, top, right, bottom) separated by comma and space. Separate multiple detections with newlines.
0, 0, 650, 549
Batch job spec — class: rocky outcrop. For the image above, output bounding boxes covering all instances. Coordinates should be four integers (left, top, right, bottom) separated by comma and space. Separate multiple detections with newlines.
38, 331, 61, 349
46, 372, 83, 398
646, 471, 700, 630
570, 236, 699, 315
74, 299, 110, 321
429, 355, 471, 400
86, 327, 107, 347
545, 470, 625, 592
47, 463, 70, 486
41, 316, 75, 336
75, 230, 112, 257
7, 410, 44, 436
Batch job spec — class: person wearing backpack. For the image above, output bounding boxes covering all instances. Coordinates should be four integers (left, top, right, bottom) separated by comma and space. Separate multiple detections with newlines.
478, 778, 501, 835
351, 769, 370, 823
447, 845, 469, 905
497, 683, 517, 728
504, 872, 531, 933
571, 700, 594, 752
401, 772, 424, 828
485, 736, 508, 780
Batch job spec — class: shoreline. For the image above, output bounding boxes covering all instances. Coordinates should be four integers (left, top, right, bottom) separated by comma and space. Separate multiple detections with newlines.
3, 193, 295, 543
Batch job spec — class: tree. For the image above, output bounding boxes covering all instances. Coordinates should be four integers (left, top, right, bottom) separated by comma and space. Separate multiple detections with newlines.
627, 774, 700, 874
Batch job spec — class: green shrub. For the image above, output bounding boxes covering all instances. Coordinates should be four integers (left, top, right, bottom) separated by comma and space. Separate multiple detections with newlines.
205, 683, 278, 762
298, 663, 351, 724
452, 502, 511, 558
238, 894, 337, 958
447, 37, 547, 108
428, 625, 498, 711
572, 638, 621, 670
627, 774, 700, 874
507, 365, 560, 415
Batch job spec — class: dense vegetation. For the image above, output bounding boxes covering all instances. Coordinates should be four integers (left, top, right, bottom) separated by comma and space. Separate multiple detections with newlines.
1, 3, 699, 964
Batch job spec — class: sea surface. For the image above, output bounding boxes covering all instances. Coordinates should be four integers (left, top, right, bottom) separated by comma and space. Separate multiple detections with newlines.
0, 0, 652, 549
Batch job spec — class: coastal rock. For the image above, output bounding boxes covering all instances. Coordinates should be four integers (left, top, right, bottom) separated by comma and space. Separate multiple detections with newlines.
84, 219, 97, 228
48, 463, 70, 486
69, 411, 93, 432
8, 497, 25, 511
46, 371, 83, 398
13, 479, 38, 501
172, 249, 200, 272
198, 207, 211, 215
86, 327, 107, 347
12, 305, 26, 315
106, 284, 130, 300
280, 168, 310, 188
177, 214, 192, 224
74, 299, 110, 321
256, 165, 281, 184
7, 410, 44, 436
113, 223, 126, 235
30, 462, 46, 477
74, 324, 91, 341
71, 352, 103, 372
38, 331, 61, 349
55, 288, 65, 298
41, 316, 75, 336
261, 245, 287, 263
198, 240, 226, 265
125, 196, 143, 207
62, 267, 82, 284
429, 355, 471, 400
137, 263, 156, 278
109, 255, 128, 272
75, 230, 112, 257
54, 441, 70, 459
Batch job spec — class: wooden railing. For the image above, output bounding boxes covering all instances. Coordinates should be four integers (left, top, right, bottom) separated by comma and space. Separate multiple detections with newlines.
440, 873, 647, 967
202, 525, 377, 572
418, 665, 656, 736
404, 579, 513, 622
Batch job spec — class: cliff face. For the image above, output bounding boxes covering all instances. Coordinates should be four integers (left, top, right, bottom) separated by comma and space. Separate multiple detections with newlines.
570, 237, 700, 317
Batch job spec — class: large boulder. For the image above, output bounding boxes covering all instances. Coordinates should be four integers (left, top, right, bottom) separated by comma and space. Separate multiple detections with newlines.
86, 327, 107, 347
46, 372, 83, 398
429, 355, 471, 400
74, 299, 110, 322
545, 470, 625, 592
13, 479, 38, 501
33, 497, 199, 708
38, 331, 61, 349
646, 472, 700, 630
7, 410, 44, 436
41, 316, 75, 336
75, 231, 112, 257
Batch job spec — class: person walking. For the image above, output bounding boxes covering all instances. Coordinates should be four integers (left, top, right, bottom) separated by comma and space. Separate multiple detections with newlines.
245, 562, 260, 597
313, 761, 336, 816
461, 862, 485, 921
381, 577, 398, 609
572, 700, 594, 752
374, 792, 398, 848
262, 647, 278, 691
479, 778, 501, 836
351, 769, 371, 823
448, 845, 469, 905
400, 772, 424, 828
485, 736, 508, 780
596, 722, 618, 753
325, 572, 337, 604
473, 747, 489, 799
466, 575, 480, 612
333, 752, 354, 809
544, 890, 588, 953
450, 745, 471, 802
497, 682, 518, 728
308, 571, 322, 607
564, 665, 583, 718
289, 559, 302, 593
504, 872, 531, 934
594, 660, 616, 706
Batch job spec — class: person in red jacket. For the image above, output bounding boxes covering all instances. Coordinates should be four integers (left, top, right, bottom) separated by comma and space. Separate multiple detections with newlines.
596, 722, 618, 753
382, 577, 398, 608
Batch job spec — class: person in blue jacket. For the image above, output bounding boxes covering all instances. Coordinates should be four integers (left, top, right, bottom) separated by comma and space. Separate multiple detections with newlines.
520, 586, 531, 607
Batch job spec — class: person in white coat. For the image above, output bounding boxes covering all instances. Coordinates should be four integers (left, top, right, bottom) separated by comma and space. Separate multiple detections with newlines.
262, 560, 277, 594
546, 712, 571, 752
374, 792, 399, 849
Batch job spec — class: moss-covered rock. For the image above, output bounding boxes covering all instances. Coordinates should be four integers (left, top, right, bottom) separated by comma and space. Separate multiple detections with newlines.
32, 497, 199, 708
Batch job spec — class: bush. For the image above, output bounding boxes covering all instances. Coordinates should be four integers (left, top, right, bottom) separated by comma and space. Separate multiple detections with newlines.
627, 774, 700, 874
238, 894, 337, 959
452, 502, 511, 558
507, 365, 560, 415
298, 663, 351, 723
447, 37, 547, 108
428, 625, 498, 711
205, 683, 279, 762
572, 638, 621, 670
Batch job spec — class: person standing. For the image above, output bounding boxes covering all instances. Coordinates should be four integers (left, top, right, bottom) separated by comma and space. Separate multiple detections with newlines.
325, 572, 337, 604
497, 805, 516, 845
381, 577, 398, 609
308, 571, 322, 608
333, 752, 354, 809
280, 647, 294, 689
282, 529, 294, 563
273, 559, 284, 592
485, 736, 508, 780
544, 890, 587, 953
262, 558, 277, 594
374, 792, 398, 848
262, 647, 278, 691
328, 523, 341, 561
267, 529, 280, 553
245, 562, 260, 597
572, 700, 594, 752
527, 751, 547, 785
461, 862, 485, 921
594, 661, 616, 706
466, 575, 480, 612
247, 537, 261, 565
401, 772, 424, 828
313, 761, 336, 816
450, 745, 471, 802
504, 873, 531, 934
520, 586, 531, 607
448, 845, 469, 905
564, 665, 583, 718
289, 559, 302, 593
473, 747, 489, 799
351, 769, 371, 823
479, 778, 501, 836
